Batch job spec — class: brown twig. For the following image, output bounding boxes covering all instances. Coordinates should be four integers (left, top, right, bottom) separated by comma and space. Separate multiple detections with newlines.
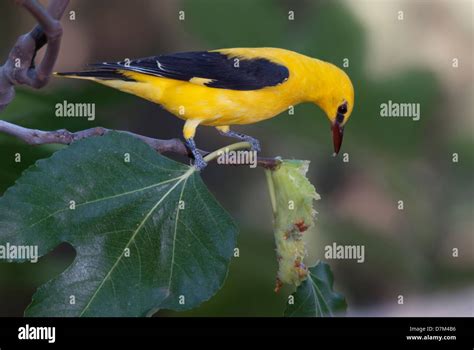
0, 120, 281, 169
0, 0, 70, 111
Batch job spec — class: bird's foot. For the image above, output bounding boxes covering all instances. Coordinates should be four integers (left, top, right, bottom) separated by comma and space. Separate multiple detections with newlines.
192, 153, 208, 170
218, 129, 261, 152
244, 136, 261, 152
185, 137, 207, 170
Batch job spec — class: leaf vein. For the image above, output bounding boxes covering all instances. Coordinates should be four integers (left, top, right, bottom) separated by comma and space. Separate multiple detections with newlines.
78, 168, 194, 316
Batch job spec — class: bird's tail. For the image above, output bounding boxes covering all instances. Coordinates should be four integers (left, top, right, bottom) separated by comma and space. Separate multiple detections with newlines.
54, 65, 136, 81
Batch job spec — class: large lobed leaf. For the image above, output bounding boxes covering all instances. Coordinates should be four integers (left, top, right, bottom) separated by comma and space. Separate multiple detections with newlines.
285, 262, 347, 317
0, 132, 238, 316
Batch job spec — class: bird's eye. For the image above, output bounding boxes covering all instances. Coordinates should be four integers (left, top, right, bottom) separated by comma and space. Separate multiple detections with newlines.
336, 113, 345, 124
338, 103, 348, 114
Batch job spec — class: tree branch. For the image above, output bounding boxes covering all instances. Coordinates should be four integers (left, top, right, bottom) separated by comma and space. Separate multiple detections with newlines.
0, 0, 70, 111
0, 120, 281, 169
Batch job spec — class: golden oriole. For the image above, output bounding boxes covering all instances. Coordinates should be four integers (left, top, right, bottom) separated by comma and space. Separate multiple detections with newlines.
56, 47, 354, 169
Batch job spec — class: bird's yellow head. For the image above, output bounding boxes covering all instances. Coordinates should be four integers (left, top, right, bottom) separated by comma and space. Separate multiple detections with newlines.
309, 61, 354, 155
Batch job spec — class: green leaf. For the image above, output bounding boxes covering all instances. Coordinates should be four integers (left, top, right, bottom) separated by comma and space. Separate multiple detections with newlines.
284, 262, 347, 317
0, 132, 238, 316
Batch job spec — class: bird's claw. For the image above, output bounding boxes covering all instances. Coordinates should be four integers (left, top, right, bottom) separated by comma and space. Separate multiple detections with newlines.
246, 137, 261, 152
185, 137, 208, 170
193, 155, 208, 170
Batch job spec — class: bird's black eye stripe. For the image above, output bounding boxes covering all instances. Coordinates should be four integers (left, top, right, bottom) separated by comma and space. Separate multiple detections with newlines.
337, 102, 348, 114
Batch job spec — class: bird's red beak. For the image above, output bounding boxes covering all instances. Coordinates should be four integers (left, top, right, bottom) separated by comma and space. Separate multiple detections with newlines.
331, 121, 344, 156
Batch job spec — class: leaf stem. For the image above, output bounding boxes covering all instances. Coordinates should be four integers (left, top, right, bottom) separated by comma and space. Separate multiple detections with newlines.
264, 169, 277, 216
202, 141, 252, 163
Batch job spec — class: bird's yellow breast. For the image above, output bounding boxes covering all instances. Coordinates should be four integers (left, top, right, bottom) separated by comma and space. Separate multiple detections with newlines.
105, 48, 319, 126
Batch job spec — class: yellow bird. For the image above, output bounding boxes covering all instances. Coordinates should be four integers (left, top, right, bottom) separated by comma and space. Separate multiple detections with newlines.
56, 47, 354, 169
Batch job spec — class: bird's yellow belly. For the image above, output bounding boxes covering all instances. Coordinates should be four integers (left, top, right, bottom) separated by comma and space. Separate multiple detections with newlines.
166, 88, 292, 126
117, 73, 299, 126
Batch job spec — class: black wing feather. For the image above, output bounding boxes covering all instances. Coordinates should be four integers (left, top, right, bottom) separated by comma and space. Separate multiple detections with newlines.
89, 51, 289, 91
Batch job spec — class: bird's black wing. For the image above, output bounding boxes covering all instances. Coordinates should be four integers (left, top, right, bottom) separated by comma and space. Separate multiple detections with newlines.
88, 51, 289, 91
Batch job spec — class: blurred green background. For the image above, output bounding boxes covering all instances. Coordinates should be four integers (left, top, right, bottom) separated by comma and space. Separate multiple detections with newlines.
0, 0, 472, 316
